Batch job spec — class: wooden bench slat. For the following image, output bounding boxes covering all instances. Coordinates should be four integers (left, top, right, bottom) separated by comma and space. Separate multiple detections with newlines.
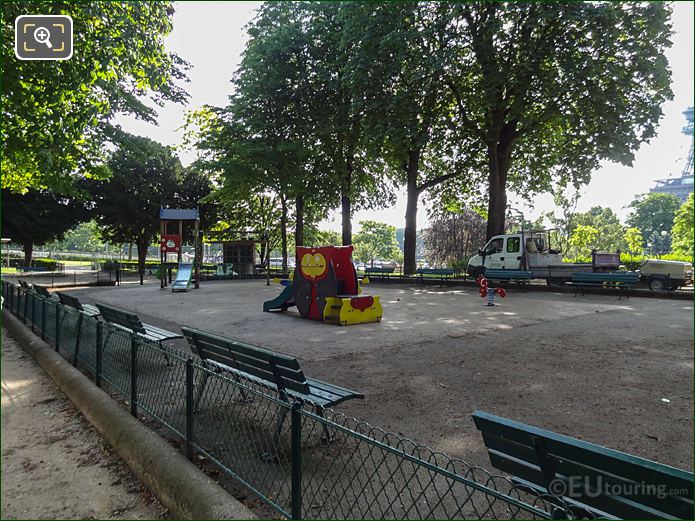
97, 303, 180, 342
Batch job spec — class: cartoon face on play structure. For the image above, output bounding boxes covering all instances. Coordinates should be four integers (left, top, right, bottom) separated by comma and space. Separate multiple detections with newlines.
299, 252, 327, 279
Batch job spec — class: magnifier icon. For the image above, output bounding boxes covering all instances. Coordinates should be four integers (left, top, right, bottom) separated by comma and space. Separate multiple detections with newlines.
33, 26, 52, 49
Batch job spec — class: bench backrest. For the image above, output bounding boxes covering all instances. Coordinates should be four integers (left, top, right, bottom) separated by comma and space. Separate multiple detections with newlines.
484, 270, 534, 278
57, 291, 84, 311
95, 303, 146, 334
572, 272, 639, 283
365, 267, 395, 274
416, 268, 454, 275
34, 284, 51, 298
182, 326, 311, 396
473, 410, 694, 519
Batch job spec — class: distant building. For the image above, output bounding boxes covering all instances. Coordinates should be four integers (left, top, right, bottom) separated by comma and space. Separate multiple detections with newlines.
650, 106, 694, 202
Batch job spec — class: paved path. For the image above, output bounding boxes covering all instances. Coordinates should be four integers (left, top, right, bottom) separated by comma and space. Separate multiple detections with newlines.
1, 329, 165, 520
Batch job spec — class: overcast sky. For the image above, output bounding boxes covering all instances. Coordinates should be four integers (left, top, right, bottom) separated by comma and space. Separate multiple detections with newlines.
114, 1, 695, 233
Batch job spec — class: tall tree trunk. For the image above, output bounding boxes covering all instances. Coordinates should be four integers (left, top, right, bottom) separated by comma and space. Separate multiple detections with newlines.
23, 240, 33, 266
295, 195, 304, 247
341, 157, 353, 246
128, 243, 133, 261
280, 196, 288, 274
403, 149, 421, 275
486, 123, 516, 240
341, 195, 352, 246
137, 236, 148, 286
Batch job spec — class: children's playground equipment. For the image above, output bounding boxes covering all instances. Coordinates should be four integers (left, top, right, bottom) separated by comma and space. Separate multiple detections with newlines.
264, 245, 382, 326
477, 275, 506, 306
159, 208, 200, 291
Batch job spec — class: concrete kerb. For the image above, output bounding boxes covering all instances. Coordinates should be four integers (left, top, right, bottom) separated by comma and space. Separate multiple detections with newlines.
2, 309, 255, 520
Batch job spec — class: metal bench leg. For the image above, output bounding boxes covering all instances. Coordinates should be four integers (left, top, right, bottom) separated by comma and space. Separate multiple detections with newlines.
261, 395, 290, 463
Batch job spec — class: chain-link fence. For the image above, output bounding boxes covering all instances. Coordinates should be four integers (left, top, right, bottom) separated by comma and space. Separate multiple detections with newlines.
2, 280, 571, 520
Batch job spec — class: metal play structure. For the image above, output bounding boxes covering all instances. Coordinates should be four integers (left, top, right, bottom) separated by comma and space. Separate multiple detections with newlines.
159, 208, 200, 291
264, 245, 382, 326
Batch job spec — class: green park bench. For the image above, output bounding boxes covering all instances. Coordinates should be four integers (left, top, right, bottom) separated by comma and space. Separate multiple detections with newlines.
568, 271, 640, 298
182, 326, 364, 452
482, 269, 534, 284
95, 302, 182, 349
472, 410, 694, 520
19, 266, 49, 272
364, 266, 396, 278
56, 291, 101, 318
415, 267, 455, 284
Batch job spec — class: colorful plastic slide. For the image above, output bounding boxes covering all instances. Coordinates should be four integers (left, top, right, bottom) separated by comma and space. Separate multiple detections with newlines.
262, 283, 296, 312
171, 263, 193, 292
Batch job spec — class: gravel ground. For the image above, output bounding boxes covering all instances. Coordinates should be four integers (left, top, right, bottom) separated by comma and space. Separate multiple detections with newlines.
65, 280, 694, 471
1, 329, 167, 520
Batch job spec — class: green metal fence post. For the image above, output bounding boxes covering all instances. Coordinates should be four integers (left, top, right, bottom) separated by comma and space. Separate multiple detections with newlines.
72, 313, 84, 367
185, 358, 194, 460
30, 293, 36, 332
22, 289, 28, 324
95, 321, 103, 388
55, 304, 61, 352
130, 336, 138, 417
291, 402, 302, 520
41, 298, 47, 340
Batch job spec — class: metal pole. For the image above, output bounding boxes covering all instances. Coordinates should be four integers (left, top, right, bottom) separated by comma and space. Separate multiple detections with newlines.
130, 337, 138, 417
73, 313, 83, 367
185, 358, 194, 459
291, 403, 302, 520
30, 293, 36, 331
95, 321, 103, 388
55, 304, 61, 352
41, 298, 46, 340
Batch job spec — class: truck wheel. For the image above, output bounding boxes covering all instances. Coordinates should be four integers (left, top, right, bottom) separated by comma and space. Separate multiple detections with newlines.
649, 278, 666, 291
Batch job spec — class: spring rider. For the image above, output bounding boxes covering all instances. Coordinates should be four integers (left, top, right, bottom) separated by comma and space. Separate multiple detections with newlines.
264, 245, 382, 326
477, 275, 506, 306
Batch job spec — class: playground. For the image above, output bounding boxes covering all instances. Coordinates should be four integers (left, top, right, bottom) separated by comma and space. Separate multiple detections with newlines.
63, 279, 694, 471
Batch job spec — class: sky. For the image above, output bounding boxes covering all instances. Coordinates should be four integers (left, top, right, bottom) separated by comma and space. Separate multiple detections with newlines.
114, 1, 695, 233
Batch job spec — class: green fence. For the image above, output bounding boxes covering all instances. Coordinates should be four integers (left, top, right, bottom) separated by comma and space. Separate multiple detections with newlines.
2, 280, 571, 520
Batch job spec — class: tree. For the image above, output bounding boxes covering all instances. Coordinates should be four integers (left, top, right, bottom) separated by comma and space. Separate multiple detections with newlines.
572, 207, 626, 253
626, 193, 681, 248
569, 224, 600, 259
86, 134, 184, 283
344, 3, 465, 274
1, 189, 86, 264
423, 209, 487, 267
624, 227, 644, 256
50, 221, 104, 252
671, 193, 694, 259
353, 221, 402, 267
304, 229, 341, 248
1, 1, 189, 193
440, 2, 673, 239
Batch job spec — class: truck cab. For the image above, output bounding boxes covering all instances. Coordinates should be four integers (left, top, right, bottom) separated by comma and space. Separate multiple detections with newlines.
468, 234, 523, 275
467, 232, 564, 277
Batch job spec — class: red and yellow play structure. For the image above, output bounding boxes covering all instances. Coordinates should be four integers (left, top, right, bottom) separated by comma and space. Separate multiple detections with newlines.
263, 245, 382, 326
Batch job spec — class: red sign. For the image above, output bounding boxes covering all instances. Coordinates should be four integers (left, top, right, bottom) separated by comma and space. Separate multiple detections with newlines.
161, 234, 181, 253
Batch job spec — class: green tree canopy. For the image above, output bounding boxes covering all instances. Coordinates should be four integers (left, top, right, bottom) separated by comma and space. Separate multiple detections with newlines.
624, 227, 644, 256
626, 192, 681, 248
572, 206, 626, 253
1, 1, 189, 193
85, 134, 186, 280
1, 188, 87, 264
439, 2, 673, 238
671, 193, 694, 259
353, 221, 402, 267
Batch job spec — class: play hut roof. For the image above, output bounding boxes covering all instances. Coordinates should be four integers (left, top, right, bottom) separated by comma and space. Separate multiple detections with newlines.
159, 208, 199, 220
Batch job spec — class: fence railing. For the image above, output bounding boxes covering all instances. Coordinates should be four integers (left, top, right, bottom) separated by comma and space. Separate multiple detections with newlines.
1, 279, 571, 520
